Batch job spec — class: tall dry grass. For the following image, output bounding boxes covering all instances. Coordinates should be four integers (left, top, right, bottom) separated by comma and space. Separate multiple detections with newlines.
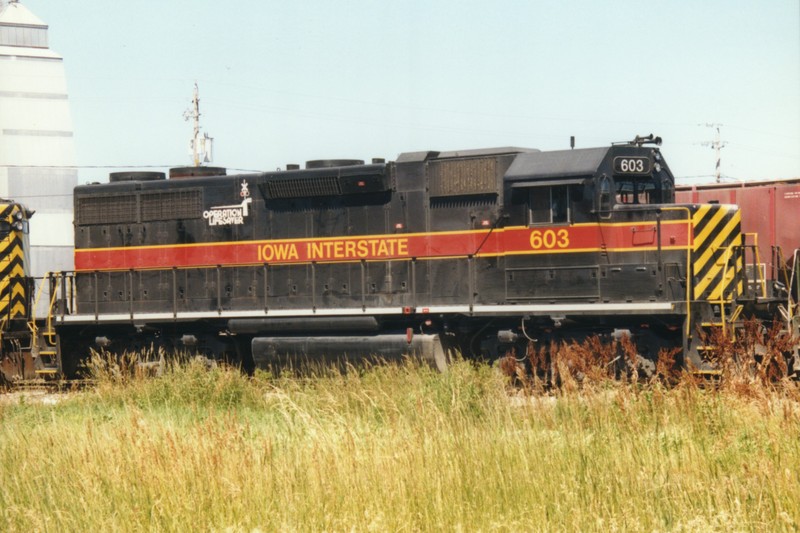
1, 353, 799, 531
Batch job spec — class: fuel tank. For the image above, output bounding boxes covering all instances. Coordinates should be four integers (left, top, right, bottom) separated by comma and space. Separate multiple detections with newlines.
251, 333, 449, 372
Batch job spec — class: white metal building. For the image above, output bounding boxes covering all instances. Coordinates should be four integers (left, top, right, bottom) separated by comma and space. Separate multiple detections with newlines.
0, 0, 76, 293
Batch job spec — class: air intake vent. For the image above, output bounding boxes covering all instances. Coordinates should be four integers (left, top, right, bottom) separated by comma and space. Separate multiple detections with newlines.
76, 189, 204, 225
266, 176, 342, 198
306, 159, 364, 169
76, 194, 138, 225
141, 190, 202, 221
169, 166, 227, 179
109, 171, 165, 182
428, 157, 498, 197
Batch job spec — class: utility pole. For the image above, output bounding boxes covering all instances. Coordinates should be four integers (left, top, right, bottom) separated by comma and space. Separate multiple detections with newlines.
701, 123, 727, 183
183, 82, 213, 167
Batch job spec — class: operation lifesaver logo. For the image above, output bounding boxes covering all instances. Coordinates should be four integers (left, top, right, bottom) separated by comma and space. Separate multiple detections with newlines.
204, 180, 253, 226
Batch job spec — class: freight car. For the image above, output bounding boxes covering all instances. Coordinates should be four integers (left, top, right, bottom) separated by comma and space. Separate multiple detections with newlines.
1, 136, 798, 383
676, 178, 800, 302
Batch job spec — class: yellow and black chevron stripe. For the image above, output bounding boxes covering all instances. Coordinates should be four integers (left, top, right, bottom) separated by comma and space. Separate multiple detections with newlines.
691, 204, 744, 302
0, 203, 29, 321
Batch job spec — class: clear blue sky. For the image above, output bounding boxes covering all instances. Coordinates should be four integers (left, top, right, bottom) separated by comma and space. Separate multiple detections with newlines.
22, 0, 800, 183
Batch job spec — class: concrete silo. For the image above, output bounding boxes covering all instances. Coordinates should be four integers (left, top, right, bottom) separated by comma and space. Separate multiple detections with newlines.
0, 0, 76, 289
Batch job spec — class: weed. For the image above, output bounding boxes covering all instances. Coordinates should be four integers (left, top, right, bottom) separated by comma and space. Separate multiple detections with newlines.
1, 338, 799, 531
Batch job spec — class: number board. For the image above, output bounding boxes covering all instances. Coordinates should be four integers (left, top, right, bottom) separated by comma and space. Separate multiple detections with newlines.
613, 156, 651, 175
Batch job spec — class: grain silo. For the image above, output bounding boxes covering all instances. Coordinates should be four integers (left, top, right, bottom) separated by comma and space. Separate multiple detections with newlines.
0, 0, 76, 289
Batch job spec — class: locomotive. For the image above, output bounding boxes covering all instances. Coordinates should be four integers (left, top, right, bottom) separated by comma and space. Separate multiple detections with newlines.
0, 200, 40, 381
1, 135, 798, 382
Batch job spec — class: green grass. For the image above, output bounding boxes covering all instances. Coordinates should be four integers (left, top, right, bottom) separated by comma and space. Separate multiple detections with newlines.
1, 358, 800, 531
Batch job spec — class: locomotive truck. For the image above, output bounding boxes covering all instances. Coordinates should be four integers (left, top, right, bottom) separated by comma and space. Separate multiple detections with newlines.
1, 135, 798, 383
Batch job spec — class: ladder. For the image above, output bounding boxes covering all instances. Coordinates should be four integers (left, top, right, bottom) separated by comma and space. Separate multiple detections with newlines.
29, 273, 62, 376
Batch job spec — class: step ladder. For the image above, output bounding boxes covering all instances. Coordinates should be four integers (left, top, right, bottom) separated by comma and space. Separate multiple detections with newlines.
30, 272, 63, 377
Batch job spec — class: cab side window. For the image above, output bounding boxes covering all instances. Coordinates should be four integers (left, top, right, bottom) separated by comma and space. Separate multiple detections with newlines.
597, 175, 612, 215
528, 185, 570, 225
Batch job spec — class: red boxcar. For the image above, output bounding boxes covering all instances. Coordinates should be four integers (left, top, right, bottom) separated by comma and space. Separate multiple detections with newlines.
676, 178, 800, 284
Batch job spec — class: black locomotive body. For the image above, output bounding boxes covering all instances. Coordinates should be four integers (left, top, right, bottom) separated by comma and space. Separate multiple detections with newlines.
44, 139, 758, 376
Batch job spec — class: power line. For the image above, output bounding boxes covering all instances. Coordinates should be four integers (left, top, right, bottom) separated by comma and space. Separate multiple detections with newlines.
1, 164, 265, 173
0, 164, 179, 169
6, 193, 73, 198
676, 174, 716, 179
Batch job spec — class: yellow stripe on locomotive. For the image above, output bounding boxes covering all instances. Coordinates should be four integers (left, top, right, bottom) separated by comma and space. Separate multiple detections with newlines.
691, 204, 744, 302
0, 201, 32, 322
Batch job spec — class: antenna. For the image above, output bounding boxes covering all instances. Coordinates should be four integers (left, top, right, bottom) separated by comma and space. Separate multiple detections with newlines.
183, 82, 213, 167
701, 123, 727, 183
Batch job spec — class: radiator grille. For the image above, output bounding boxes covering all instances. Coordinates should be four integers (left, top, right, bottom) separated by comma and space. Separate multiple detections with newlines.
141, 190, 202, 221
266, 176, 341, 198
76, 194, 137, 225
77, 189, 203, 225
430, 196, 497, 209
428, 157, 498, 197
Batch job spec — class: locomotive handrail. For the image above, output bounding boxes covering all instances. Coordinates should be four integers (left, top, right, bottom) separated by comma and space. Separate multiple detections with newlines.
770, 247, 800, 330
774, 246, 793, 297
30, 272, 52, 321
771, 245, 798, 329
742, 233, 767, 299
712, 240, 748, 338
63, 271, 74, 319
716, 245, 733, 337
25, 272, 57, 355
660, 206, 694, 337
656, 211, 663, 273
44, 274, 62, 343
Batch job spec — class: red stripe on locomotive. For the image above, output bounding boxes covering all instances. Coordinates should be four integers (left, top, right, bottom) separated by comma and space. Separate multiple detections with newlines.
74, 223, 692, 271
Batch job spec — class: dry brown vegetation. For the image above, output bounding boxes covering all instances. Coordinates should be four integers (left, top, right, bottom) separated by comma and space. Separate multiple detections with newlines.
499, 321, 797, 397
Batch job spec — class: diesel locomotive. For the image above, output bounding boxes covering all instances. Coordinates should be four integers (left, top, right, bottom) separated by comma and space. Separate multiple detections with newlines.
1, 135, 798, 382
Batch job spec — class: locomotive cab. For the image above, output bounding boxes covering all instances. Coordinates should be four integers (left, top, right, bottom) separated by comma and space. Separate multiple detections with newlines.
609, 142, 673, 206
498, 138, 689, 366
504, 139, 675, 225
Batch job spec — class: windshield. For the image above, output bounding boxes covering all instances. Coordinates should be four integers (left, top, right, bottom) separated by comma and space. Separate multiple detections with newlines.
615, 179, 659, 204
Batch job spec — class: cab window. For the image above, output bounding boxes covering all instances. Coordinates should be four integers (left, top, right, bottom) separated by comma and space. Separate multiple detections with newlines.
615, 179, 659, 204
598, 176, 612, 215
528, 185, 569, 225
